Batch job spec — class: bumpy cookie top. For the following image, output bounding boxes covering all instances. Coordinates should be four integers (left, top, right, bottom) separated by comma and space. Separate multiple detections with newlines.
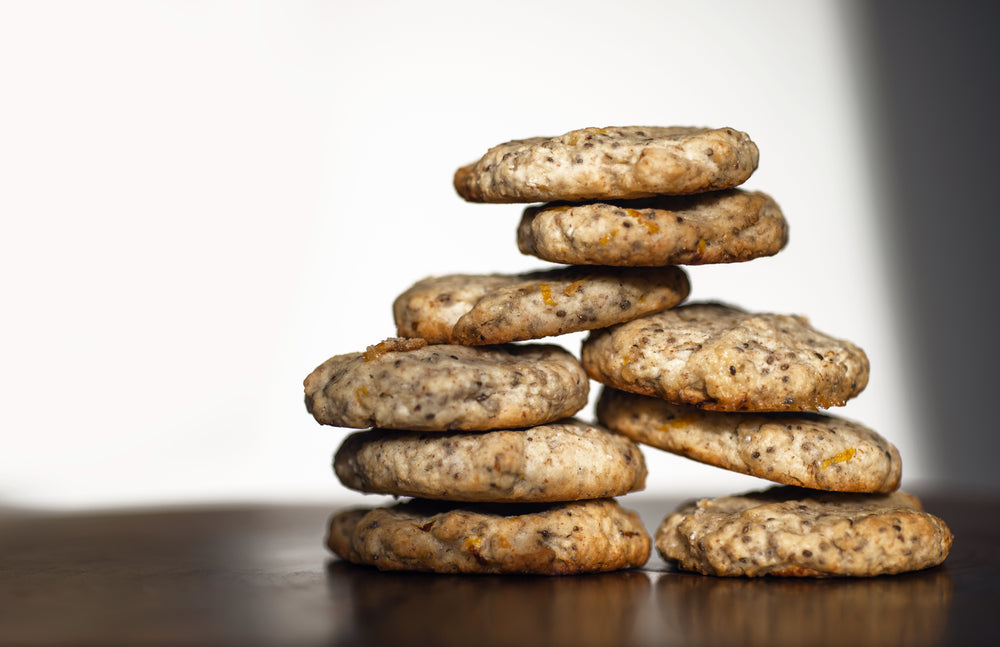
334, 418, 647, 502
597, 388, 900, 493
393, 265, 689, 345
304, 340, 588, 431
581, 303, 869, 412
327, 498, 651, 574
655, 487, 953, 577
454, 126, 759, 203
517, 189, 788, 266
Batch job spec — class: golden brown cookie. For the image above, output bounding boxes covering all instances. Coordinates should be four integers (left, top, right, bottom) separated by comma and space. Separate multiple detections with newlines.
517, 190, 788, 266
304, 340, 588, 431
327, 498, 651, 574
454, 126, 759, 203
393, 266, 689, 345
655, 487, 953, 577
581, 303, 869, 411
596, 387, 900, 493
334, 419, 647, 502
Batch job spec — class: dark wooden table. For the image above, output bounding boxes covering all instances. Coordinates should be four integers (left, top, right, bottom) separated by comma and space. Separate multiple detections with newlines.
1, 493, 996, 646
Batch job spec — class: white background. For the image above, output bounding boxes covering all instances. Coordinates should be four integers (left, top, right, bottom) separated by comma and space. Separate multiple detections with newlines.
0, 1, 925, 509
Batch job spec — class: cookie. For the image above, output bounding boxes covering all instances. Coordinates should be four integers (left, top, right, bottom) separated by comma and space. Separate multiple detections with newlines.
393, 265, 689, 345
454, 126, 759, 203
655, 487, 953, 577
327, 498, 651, 574
333, 418, 648, 502
304, 339, 588, 431
517, 189, 788, 266
597, 388, 901, 493
581, 303, 869, 411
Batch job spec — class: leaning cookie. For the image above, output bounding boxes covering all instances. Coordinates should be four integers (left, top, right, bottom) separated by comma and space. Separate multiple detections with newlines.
581, 303, 869, 411
655, 487, 952, 577
393, 265, 689, 345
305, 338, 588, 431
454, 126, 759, 203
334, 418, 647, 502
328, 498, 651, 574
517, 190, 788, 266
597, 388, 900, 493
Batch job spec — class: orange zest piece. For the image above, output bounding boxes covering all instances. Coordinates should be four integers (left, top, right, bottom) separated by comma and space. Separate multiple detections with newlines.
626, 208, 659, 234
563, 278, 587, 296
820, 447, 856, 470
540, 284, 557, 306
657, 416, 697, 431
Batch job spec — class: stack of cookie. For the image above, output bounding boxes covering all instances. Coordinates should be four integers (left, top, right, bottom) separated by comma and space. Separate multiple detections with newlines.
449, 125, 951, 577
307, 125, 953, 577
305, 339, 652, 574
585, 306, 953, 576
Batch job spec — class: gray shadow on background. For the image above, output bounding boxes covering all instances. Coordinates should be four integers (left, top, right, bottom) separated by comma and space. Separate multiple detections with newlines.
851, 0, 1000, 492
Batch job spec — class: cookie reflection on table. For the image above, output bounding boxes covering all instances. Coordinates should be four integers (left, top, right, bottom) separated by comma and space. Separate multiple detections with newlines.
325, 560, 650, 647
655, 566, 953, 647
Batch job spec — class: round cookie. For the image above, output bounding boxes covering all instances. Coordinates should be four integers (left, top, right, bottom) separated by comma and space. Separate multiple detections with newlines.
304, 338, 588, 431
327, 498, 651, 574
334, 418, 648, 502
596, 388, 901, 493
393, 265, 689, 345
517, 189, 788, 266
454, 126, 759, 203
581, 302, 869, 412
655, 487, 953, 577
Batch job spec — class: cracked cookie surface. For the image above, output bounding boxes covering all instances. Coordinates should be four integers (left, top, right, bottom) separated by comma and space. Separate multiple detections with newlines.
327, 498, 651, 574
305, 340, 588, 431
517, 189, 787, 266
454, 126, 759, 203
334, 418, 647, 502
597, 388, 900, 493
655, 487, 953, 577
581, 303, 869, 412
393, 265, 689, 345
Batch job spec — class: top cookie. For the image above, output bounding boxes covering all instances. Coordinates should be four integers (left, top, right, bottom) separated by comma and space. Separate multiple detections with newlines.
517, 189, 788, 266
454, 126, 759, 203
581, 303, 870, 412
304, 338, 589, 431
393, 265, 689, 345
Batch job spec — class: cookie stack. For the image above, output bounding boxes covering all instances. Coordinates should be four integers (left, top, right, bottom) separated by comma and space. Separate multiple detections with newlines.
305, 340, 652, 574
585, 306, 954, 577
307, 125, 953, 577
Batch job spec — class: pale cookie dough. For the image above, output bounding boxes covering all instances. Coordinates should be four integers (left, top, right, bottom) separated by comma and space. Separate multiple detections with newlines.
581, 303, 869, 411
454, 126, 759, 203
305, 339, 588, 431
517, 189, 788, 266
596, 388, 900, 493
334, 418, 647, 502
327, 498, 651, 574
655, 487, 953, 577
393, 266, 689, 345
